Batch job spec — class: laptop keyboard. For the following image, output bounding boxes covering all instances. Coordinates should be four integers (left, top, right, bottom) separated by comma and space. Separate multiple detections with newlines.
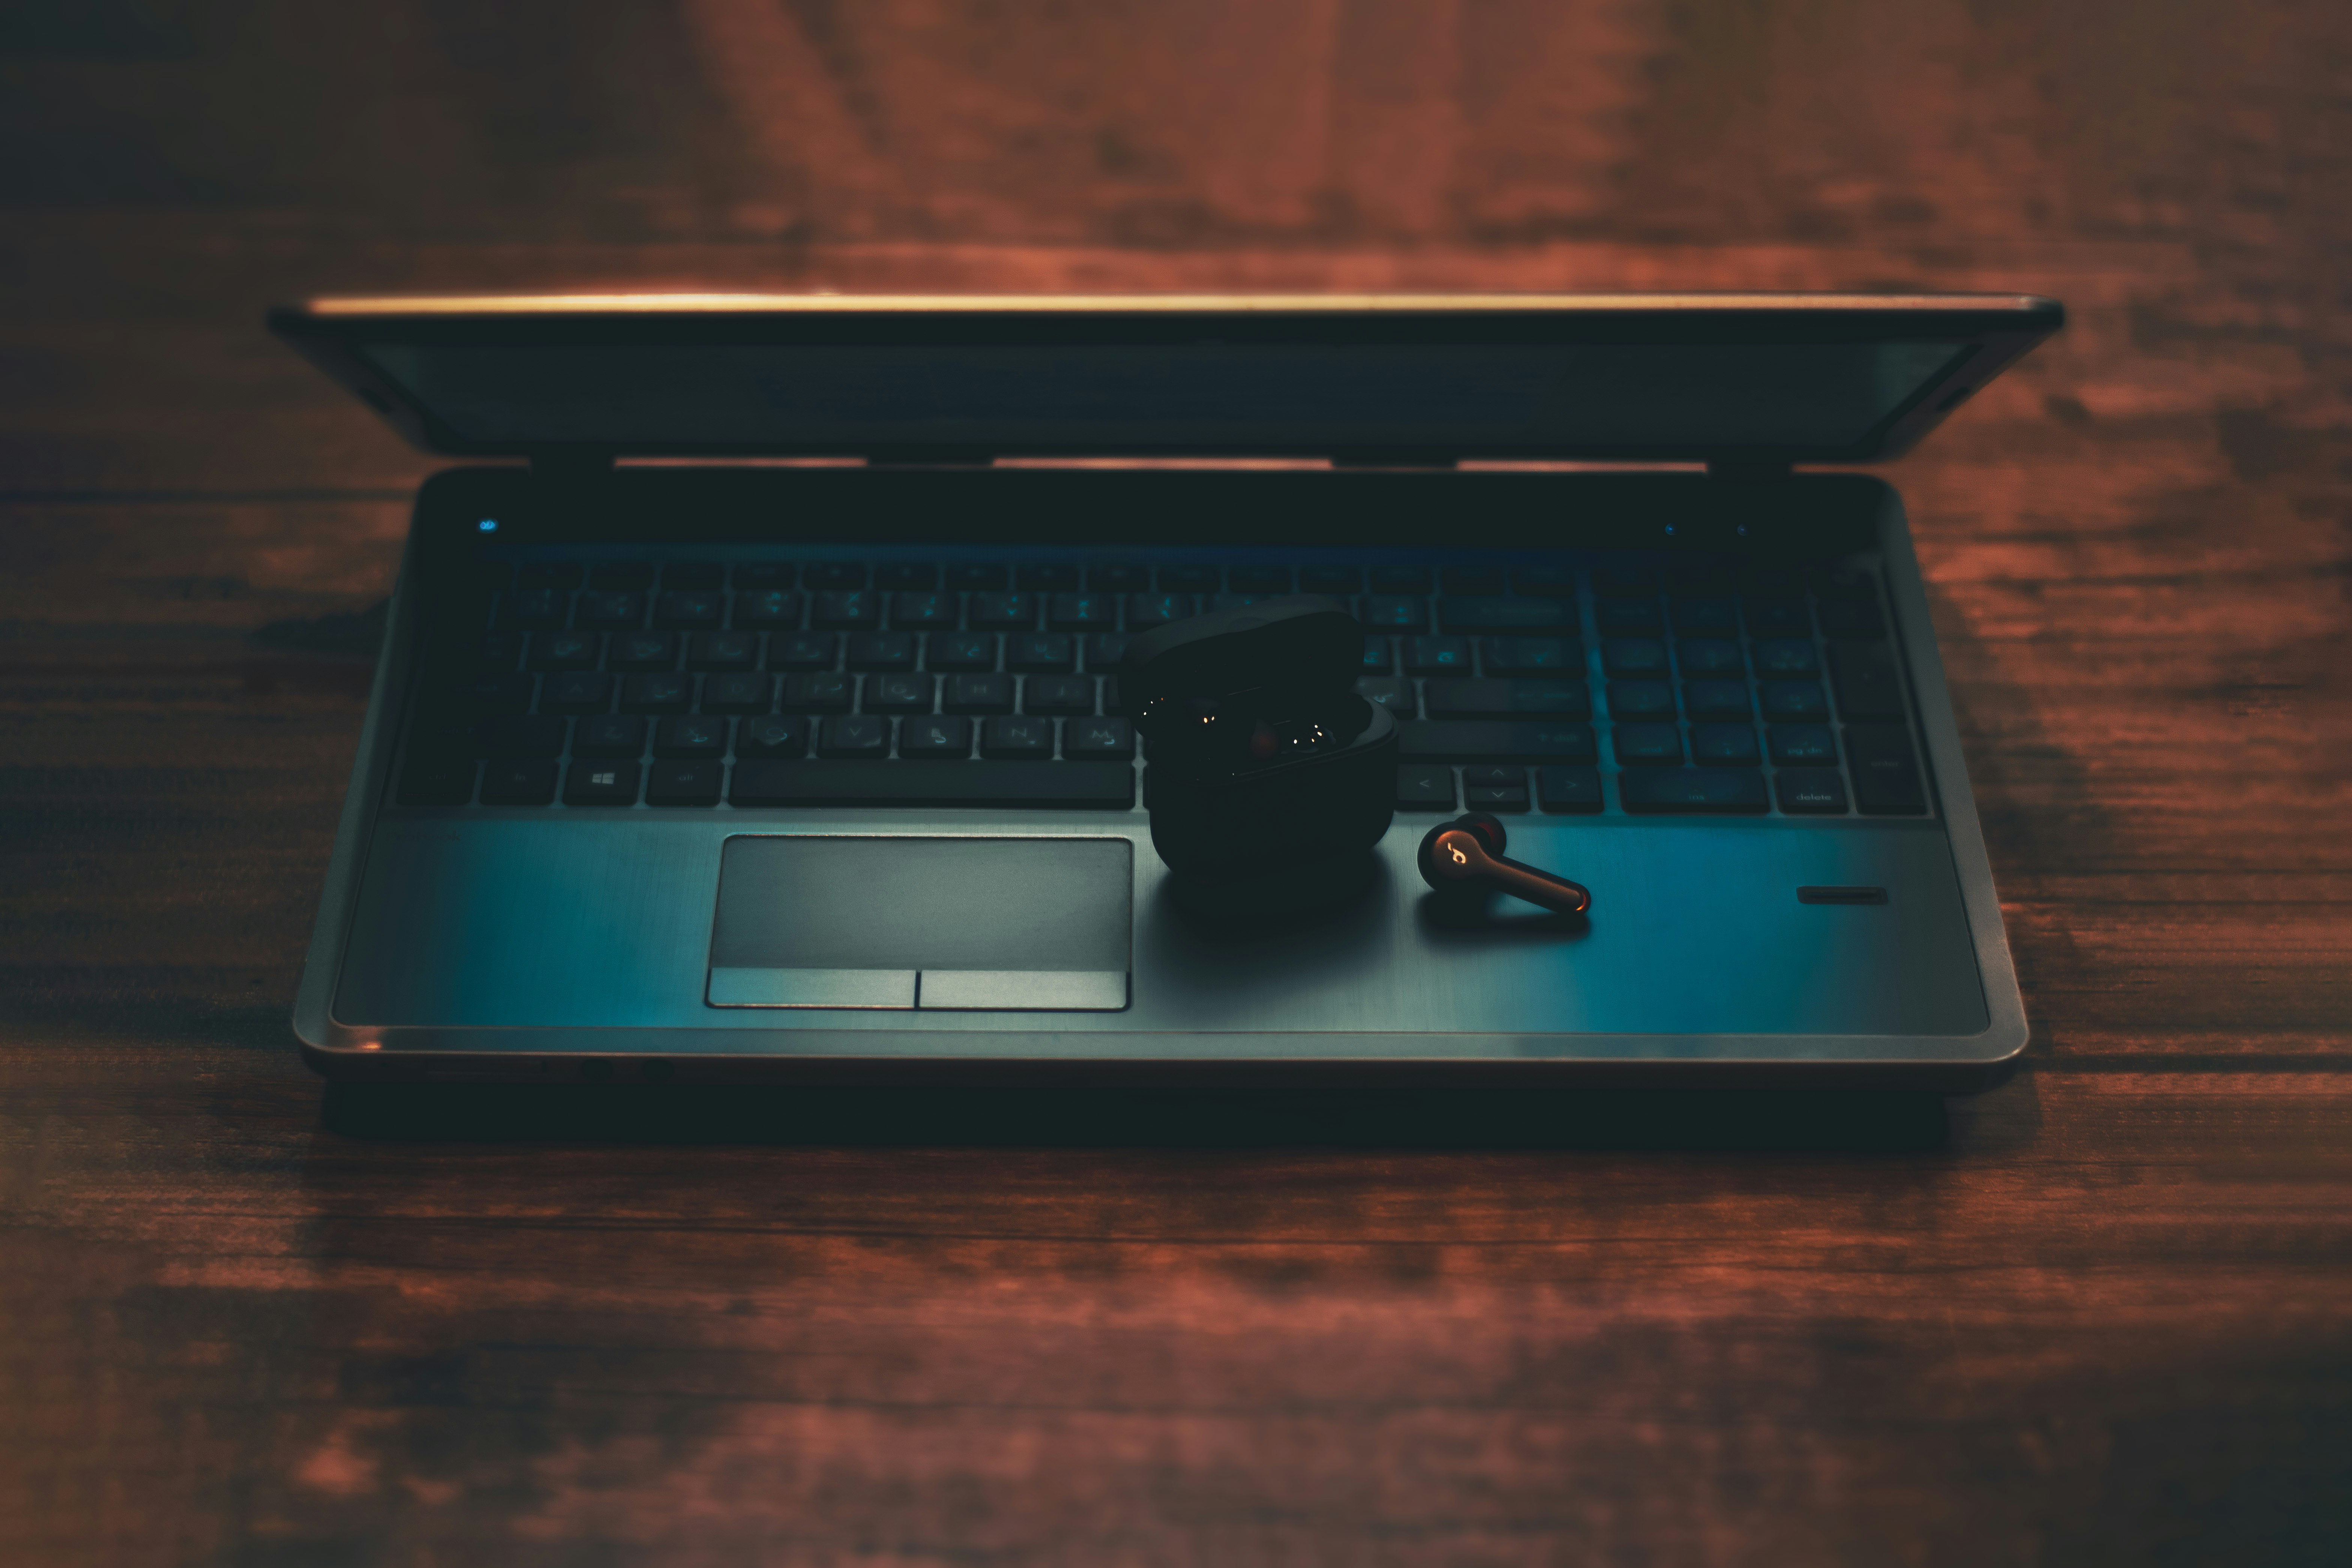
398, 551, 1929, 819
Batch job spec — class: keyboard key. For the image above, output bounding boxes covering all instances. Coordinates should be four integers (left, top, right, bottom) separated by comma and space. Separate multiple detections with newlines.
1683, 680, 1752, 719
476, 631, 526, 668
974, 591, 1048, 631
1087, 564, 1151, 592
866, 672, 935, 713
1125, 593, 1195, 628
982, 715, 1055, 760
945, 673, 1014, 714
1024, 674, 1095, 714
1535, 765, 1603, 814
732, 761, 1134, 809
499, 589, 568, 629
1619, 767, 1768, 814
543, 671, 613, 713
770, 632, 838, 671
655, 715, 730, 758
1776, 768, 1850, 814
1811, 565, 1878, 601
735, 589, 804, 628
1751, 638, 1820, 676
1063, 717, 1135, 761
1671, 597, 1738, 634
467, 673, 537, 714
1400, 721, 1597, 763
1593, 562, 1656, 597
1360, 636, 1394, 675
400, 756, 476, 807
663, 563, 726, 589
875, 562, 939, 590
576, 591, 645, 628
1739, 562, 1804, 596
646, 760, 724, 806
1762, 680, 1831, 720
1395, 764, 1456, 810
1402, 636, 1472, 674
1768, 724, 1838, 765
1049, 592, 1116, 631
689, 631, 758, 671
701, 671, 772, 713
1441, 566, 1506, 596
926, 632, 996, 672
817, 715, 890, 758
1229, 565, 1294, 593
899, 715, 973, 758
781, 673, 853, 714
517, 563, 585, 590
575, 715, 648, 758
1463, 764, 1528, 811
1846, 724, 1927, 814
475, 716, 567, 758
812, 590, 879, 630
889, 591, 956, 628
1690, 723, 1760, 764
1006, 634, 1076, 673
947, 563, 1007, 590
588, 562, 655, 590
1820, 600, 1887, 639
1511, 565, 1578, 597
524, 628, 599, 670
803, 562, 867, 590
847, 632, 918, 671
1083, 634, 1130, 670
1481, 636, 1578, 674
1158, 565, 1219, 593
654, 590, 723, 628
1357, 678, 1416, 718
1424, 679, 1589, 718
1612, 723, 1683, 766
735, 715, 807, 758
1828, 643, 1906, 719
1596, 598, 1661, 633
1607, 680, 1674, 718
1361, 596, 1431, 632
610, 631, 680, 671
1370, 565, 1432, 593
1016, 563, 1081, 591
1676, 637, 1745, 675
1439, 598, 1573, 633
1743, 598, 1811, 637
1299, 565, 1362, 595
1667, 557, 1733, 593
620, 673, 692, 713
479, 759, 559, 805
733, 564, 794, 590
1601, 638, 1668, 676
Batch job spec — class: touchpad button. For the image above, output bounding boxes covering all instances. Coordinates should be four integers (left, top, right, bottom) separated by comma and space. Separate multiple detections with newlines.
706, 836, 1132, 1011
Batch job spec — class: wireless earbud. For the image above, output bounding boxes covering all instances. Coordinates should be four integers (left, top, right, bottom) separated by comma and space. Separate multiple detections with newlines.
1416, 813, 1591, 915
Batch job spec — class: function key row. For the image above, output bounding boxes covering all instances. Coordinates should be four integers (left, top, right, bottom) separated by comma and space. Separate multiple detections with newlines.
463, 670, 1123, 720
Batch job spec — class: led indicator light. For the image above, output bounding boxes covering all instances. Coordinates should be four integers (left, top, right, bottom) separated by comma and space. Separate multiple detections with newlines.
478, 518, 499, 532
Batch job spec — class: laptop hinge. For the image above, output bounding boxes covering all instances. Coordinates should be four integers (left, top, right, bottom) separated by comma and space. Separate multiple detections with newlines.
1705, 458, 1793, 482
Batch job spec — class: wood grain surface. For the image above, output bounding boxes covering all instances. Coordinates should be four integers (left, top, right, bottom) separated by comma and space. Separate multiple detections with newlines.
4, 2, 2349, 1562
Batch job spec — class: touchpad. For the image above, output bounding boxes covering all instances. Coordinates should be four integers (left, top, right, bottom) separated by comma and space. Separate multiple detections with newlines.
707, 835, 1132, 1011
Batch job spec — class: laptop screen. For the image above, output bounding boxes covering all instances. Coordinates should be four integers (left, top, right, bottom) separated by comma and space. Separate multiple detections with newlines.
274, 295, 2062, 463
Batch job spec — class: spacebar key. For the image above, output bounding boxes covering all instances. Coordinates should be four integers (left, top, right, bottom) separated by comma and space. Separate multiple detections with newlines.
1399, 720, 1598, 763
732, 761, 1135, 808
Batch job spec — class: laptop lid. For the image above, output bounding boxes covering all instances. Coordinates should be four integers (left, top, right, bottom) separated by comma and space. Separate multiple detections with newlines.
269, 293, 2060, 469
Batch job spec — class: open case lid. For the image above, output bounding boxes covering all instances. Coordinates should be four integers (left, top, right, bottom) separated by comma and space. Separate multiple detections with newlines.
269, 292, 2062, 468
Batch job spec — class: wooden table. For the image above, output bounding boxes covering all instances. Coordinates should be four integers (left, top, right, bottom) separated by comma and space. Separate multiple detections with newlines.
5, 3, 2348, 1561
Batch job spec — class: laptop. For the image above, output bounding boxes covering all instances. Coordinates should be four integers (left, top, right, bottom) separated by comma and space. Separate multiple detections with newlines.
272, 292, 2060, 1090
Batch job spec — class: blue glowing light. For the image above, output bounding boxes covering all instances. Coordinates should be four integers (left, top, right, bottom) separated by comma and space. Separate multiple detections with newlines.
478, 518, 498, 532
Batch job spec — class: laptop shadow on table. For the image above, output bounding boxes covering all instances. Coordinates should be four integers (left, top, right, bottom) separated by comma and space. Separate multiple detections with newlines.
320, 1081, 1947, 1153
